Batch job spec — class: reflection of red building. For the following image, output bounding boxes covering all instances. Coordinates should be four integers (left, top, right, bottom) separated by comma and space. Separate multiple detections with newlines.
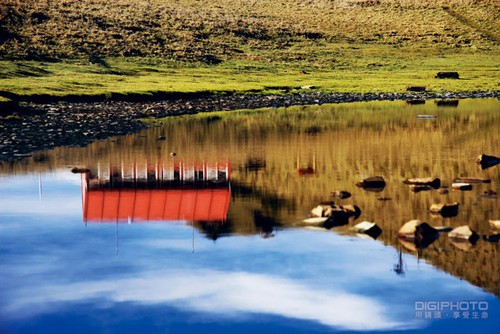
82, 161, 231, 223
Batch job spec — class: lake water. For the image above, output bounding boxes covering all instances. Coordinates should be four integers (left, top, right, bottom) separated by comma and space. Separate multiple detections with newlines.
0, 99, 499, 333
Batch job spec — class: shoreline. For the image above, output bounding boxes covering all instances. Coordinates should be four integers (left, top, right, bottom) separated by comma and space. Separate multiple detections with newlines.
1, 90, 499, 163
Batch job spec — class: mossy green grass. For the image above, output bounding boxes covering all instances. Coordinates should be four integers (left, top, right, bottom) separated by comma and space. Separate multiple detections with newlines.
0, 45, 498, 102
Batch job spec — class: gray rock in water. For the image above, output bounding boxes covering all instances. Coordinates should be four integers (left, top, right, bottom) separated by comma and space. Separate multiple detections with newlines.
429, 202, 459, 217
476, 154, 500, 170
331, 190, 351, 199
448, 225, 479, 251
349, 221, 382, 240
451, 183, 472, 191
403, 177, 440, 189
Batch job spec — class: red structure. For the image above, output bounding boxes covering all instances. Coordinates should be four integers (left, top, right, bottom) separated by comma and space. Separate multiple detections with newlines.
82, 161, 231, 223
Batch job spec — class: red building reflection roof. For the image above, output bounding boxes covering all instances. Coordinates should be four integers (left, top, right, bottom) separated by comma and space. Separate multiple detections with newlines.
81, 161, 231, 223
83, 188, 231, 223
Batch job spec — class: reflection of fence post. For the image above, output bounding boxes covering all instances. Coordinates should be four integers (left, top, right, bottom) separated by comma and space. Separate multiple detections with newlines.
132, 163, 136, 187
296, 153, 317, 175
180, 161, 184, 182
393, 245, 405, 277
115, 220, 119, 255
38, 174, 43, 201
81, 172, 89, 226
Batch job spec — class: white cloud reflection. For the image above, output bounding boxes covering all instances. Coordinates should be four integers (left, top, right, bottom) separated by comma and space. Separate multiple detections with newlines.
4, 269, 404, 331
0, 172, 82, 217
0, 172, 421, 332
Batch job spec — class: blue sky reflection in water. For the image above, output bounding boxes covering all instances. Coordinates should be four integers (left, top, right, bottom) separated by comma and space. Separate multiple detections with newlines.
1, 99, 499, 333
0, 172, 498, 334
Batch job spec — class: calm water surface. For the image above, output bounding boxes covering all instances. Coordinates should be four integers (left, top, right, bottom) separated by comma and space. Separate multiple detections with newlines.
0, 99, 499, 333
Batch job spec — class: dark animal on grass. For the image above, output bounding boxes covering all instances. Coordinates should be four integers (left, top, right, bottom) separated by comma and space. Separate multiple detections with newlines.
405, 86, 426, 92
435, 72, 459, 79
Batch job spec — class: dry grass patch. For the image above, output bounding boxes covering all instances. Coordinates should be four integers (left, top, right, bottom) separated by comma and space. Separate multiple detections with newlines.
1, 0, 498, 62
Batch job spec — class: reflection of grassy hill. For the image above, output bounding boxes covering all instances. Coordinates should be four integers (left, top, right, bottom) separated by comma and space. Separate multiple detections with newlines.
0, 0, 499, 98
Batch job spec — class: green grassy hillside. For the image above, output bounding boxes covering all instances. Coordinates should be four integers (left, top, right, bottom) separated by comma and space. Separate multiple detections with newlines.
0, 0, 498, 100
